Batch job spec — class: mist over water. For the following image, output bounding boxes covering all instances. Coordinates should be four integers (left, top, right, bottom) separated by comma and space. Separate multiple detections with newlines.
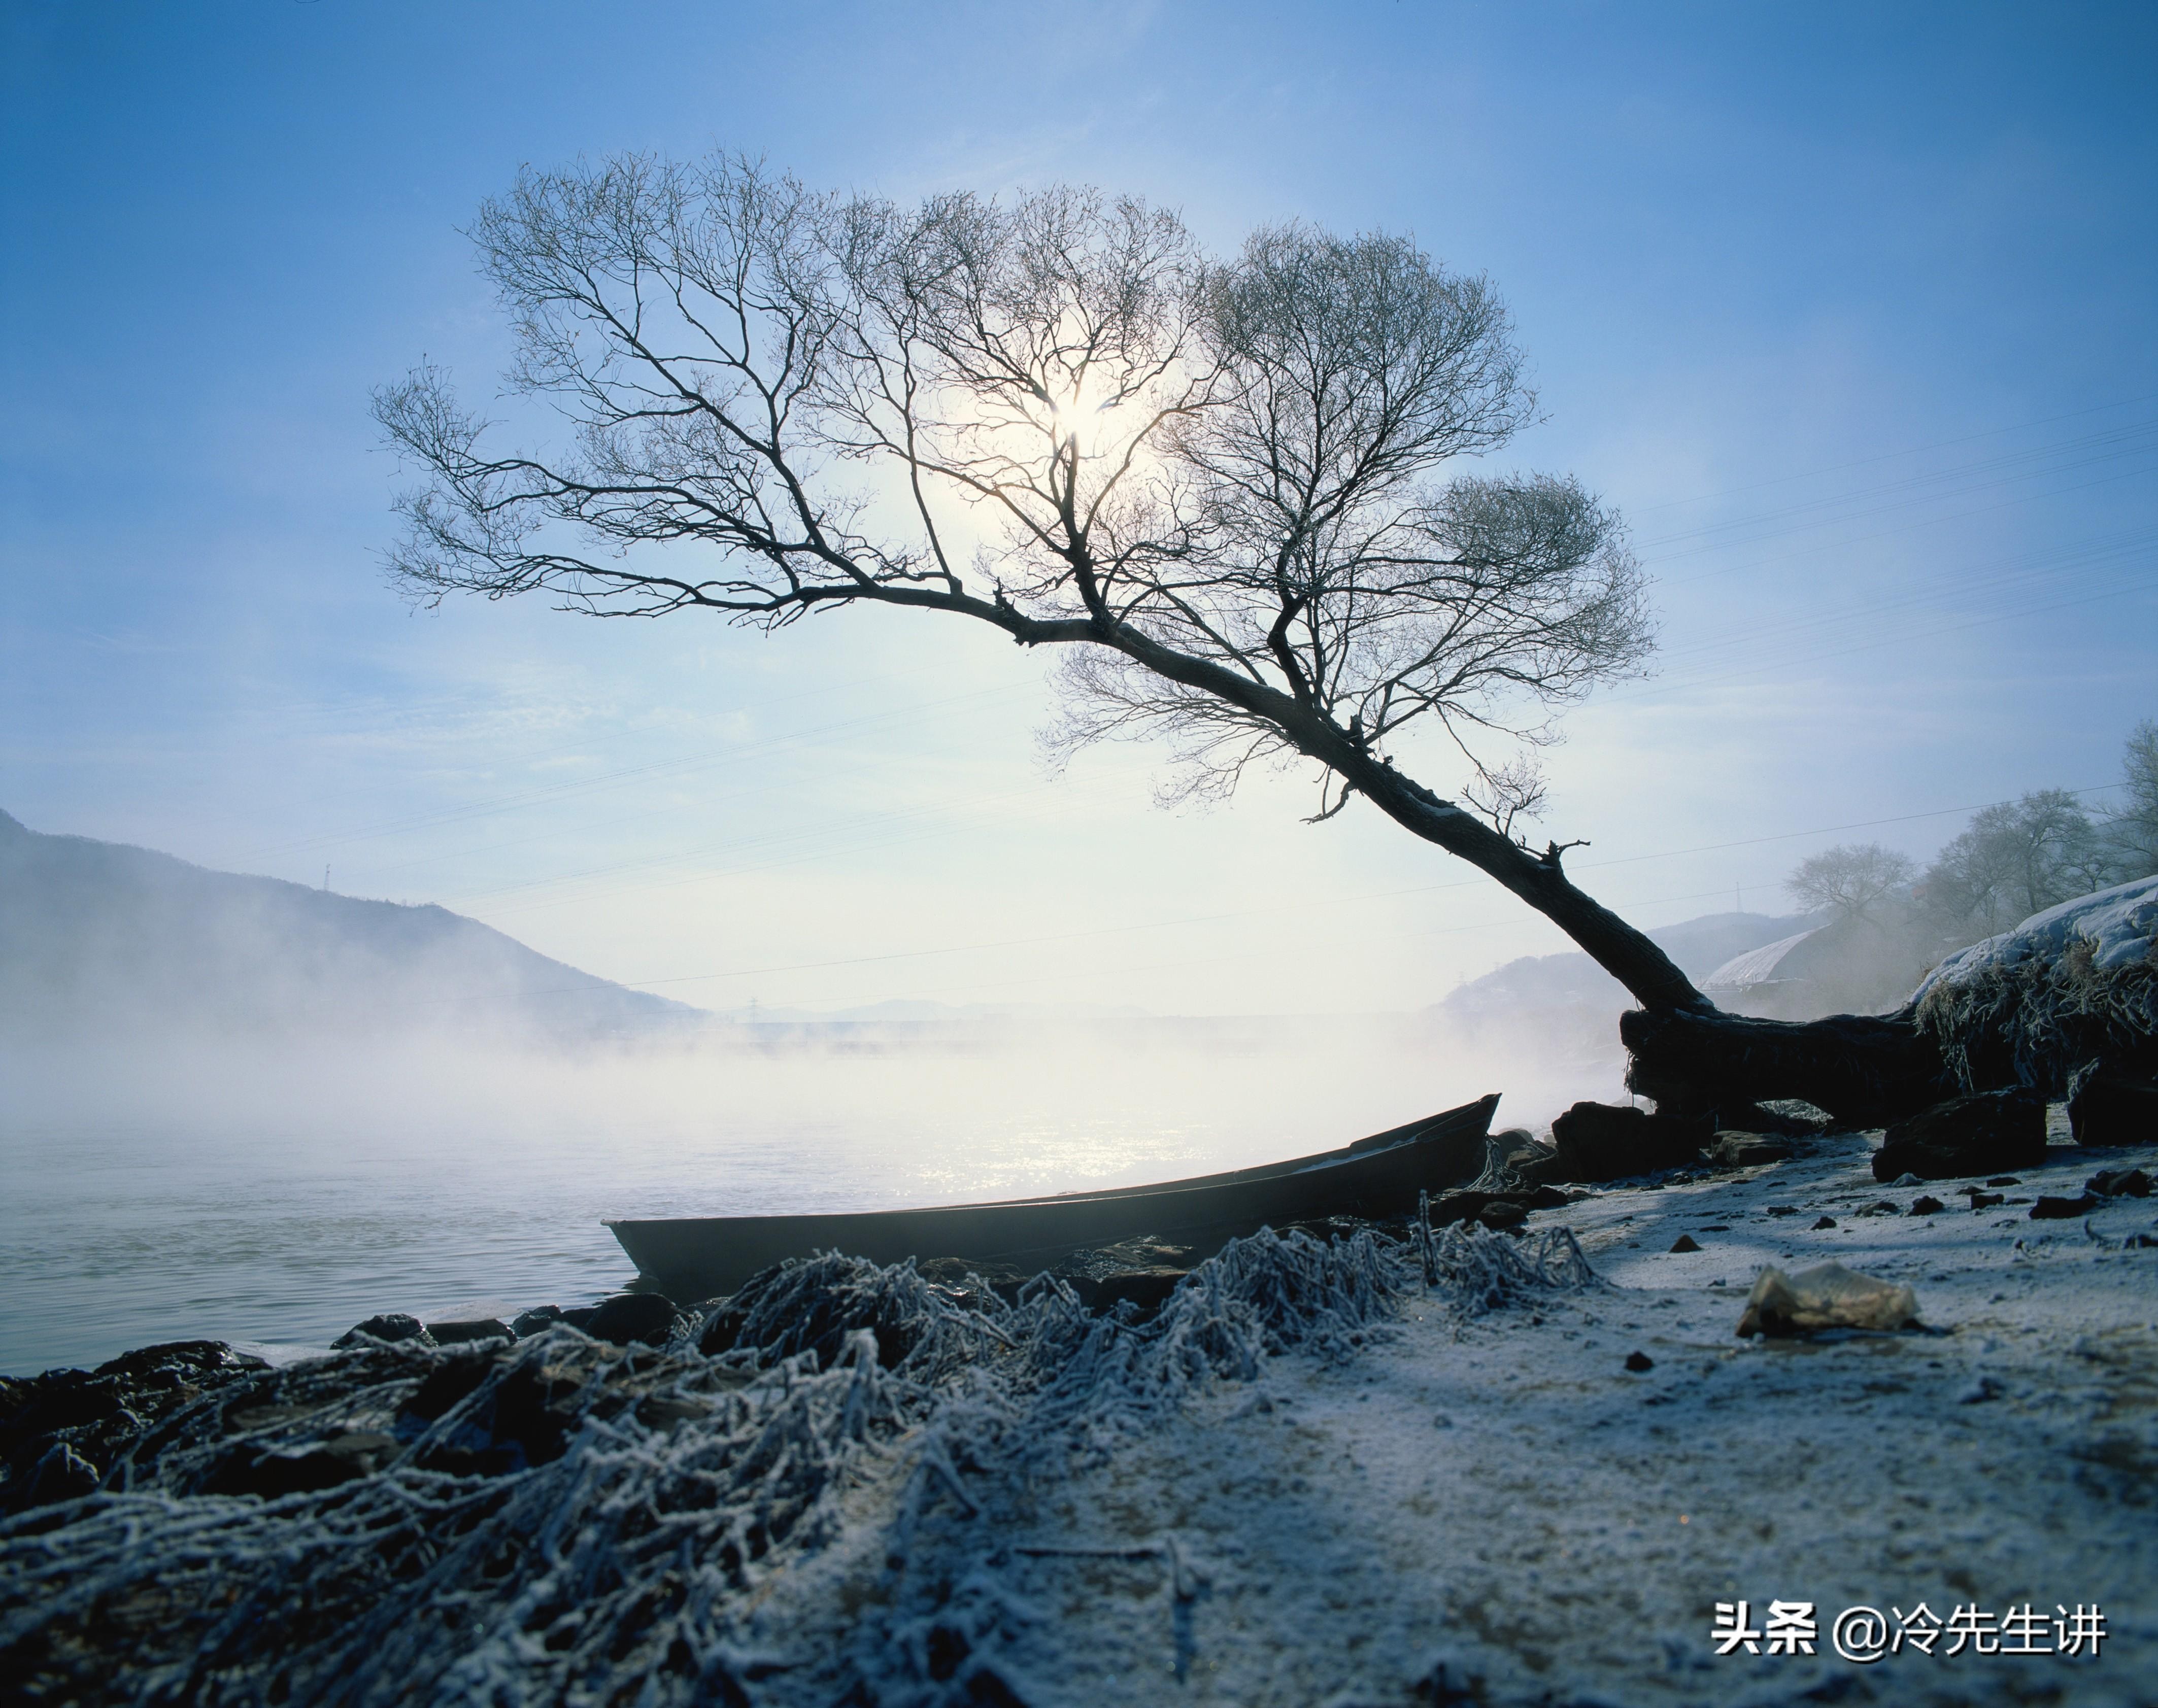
0, 1019, 1622, 1375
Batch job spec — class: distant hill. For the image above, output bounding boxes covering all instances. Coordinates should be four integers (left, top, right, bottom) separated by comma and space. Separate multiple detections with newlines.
0, 809, 701, 1042
1436, 910, 1823, 1021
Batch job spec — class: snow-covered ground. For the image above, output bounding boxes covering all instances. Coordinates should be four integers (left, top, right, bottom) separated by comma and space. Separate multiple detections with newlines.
763, 1126, 2158, 1706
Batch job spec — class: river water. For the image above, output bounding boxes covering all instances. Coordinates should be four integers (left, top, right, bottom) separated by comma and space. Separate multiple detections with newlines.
0, 1018, 1609, 1374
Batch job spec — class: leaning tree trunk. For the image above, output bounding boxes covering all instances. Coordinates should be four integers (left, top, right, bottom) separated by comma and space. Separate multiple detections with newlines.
1094, 617, 1961, 1128
1342, 756, 1957, 1127
1618, 1004, 1952, 1129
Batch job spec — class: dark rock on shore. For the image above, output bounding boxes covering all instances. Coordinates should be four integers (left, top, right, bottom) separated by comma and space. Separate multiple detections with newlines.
2067, 1064, 2158, 1147
1707, 1132, 1795, 1169
511, 1305, 564, 1337
1872, 1088, 2047, 1182
2087, 1167, 2152, 1199
1424, 1187, 1569, 1231
2030, 1193, 2102, 1220
1045, 1239, 1199, 1319
1549, 1102, 1706, 1182
2, 1340, 269, 1515
333, 1312, 434, 1350
583, 1292, 684, 1347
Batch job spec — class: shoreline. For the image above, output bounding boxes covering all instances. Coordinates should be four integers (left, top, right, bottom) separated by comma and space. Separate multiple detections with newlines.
4, 1124, 2154, 1704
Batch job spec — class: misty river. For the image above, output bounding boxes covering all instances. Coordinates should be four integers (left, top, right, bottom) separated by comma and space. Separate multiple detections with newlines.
0, 1018, 1614, 1374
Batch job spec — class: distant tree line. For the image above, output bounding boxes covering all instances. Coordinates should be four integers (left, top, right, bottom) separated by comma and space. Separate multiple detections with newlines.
1790, 719, 2158, 942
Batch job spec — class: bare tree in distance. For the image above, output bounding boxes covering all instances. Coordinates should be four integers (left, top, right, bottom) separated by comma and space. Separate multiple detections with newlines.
1923, 790, 2115, 937
376, 154, 1953, 1121
1786, 843, 1917, 924
2108, 720, 2158, 878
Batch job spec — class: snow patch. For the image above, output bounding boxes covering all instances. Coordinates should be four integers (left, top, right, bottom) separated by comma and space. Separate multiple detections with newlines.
1915, 874, 2158, 1000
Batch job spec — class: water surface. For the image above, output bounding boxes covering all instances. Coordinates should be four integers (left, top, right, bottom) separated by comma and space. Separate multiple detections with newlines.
0, 1019, 1603, 1374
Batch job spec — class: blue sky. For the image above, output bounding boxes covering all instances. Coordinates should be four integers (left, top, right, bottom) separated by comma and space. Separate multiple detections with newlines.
4, 0, 2154, 1014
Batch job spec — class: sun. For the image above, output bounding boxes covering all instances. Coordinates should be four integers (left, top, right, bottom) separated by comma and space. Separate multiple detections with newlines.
1048, 382, 1105, 455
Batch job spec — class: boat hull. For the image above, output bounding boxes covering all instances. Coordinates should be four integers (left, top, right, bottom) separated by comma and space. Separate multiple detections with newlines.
606, 1094, 1499, 1301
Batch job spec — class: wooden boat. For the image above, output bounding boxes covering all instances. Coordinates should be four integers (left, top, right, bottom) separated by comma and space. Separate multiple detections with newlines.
606, 1093, 1500, 1301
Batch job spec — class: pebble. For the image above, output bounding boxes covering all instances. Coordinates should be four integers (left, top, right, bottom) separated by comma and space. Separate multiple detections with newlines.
2030, 1194, 2101, 1221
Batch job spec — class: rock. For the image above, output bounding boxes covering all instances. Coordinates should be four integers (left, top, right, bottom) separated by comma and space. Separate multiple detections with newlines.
1736, 1261, 1920, 1338
1765, 1205, 1799, 1217
1856, 1200, 1899, 1217
1477, 1200, 1529, 1231
1707, 1131, 1795, 1169
1428, 1189, 1491, 1226
26, 1442, 99, 1505
1987, 1176, 2021, 1186
510, 1307, 564, 1338
1887, 1173, 1927, 1187
332, 1313, 434, 1350
1967, 1190, 2004, 1211
2030, 1194, 2101, 1220
2087, 1167, 2152, 1199
2067, 1064, 2158, 1147
427, 1318, 512, 1346
1812, 1216, 1837, 1229
1872, 1089, 2047, 1182
1489, 1128, 1553, 1179
582, 1293, 682, 1347
1669, 1235, 1702, 1253
1548, 1101, 1706, 1182
1716, 1101, 1831, 1140
204, 1430, 402, 1499
1, 1341, 269, 1516
1624, 1351, 1654, 1373
1909, 1196, 1945, 1215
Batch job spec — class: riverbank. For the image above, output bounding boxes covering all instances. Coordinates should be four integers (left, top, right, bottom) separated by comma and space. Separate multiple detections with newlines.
4, 1125, 2153, 1705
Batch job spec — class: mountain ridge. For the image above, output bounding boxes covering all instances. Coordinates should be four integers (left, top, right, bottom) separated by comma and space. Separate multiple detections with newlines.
0, 808, 700, 1041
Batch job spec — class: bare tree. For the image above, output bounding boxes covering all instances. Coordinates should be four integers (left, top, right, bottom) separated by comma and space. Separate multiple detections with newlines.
376, 157, 1694, 1003
377, 155, 1955, 1121
1922, 790, 2114, 936
2107, 719, 2158, 879
1786, 843, 1916, 924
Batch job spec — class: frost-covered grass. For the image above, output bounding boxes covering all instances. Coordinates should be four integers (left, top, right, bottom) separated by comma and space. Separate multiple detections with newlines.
1913, 874, 2158, 1092
0, 1221, 1590, 1705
